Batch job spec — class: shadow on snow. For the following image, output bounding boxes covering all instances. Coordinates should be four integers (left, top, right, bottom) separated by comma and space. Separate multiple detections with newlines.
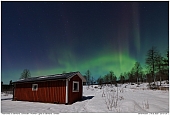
1, 98, 13, 101
80, 96, 94, 102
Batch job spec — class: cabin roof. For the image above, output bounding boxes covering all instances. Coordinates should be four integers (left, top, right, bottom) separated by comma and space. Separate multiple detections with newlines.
13, 71, 86, 83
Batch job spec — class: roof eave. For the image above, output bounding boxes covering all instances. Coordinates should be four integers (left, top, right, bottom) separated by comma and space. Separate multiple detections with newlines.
67, 72, 86, 82
13, 78, 67, 84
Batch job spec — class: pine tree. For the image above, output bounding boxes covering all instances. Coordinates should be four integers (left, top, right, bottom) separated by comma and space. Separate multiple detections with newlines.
145, 46, 158, 85
97, 76, 104, 88
155, 53, 163, 86
109, 71, 114, 85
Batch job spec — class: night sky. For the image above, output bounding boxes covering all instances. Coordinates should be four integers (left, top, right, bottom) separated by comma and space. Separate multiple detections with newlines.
2, 1, 169, 84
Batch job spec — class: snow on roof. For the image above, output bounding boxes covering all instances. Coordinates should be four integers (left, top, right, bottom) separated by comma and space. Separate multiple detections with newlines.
13, 71, 85, 83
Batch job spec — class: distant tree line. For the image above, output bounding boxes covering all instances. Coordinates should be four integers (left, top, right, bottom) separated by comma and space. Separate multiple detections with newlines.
84, 46, 169, 88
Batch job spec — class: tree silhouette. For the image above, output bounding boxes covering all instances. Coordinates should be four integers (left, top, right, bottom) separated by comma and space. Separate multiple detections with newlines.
128, 67, 135, 83
120, 73, 125, 84
145, 46, 158, 85
85, 70, 91, 86
155, 53, 164, 86
163, 49, 169, 79
9, 80, 13, 85
109, 71, 114, 85
97, 76, 104, 87
20, 69, 31, 79
104, 74, 109, 84
133, 62, 143, 85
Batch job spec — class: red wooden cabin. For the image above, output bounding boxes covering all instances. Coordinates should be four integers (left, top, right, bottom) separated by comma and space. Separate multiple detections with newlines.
13, 71, 86, 104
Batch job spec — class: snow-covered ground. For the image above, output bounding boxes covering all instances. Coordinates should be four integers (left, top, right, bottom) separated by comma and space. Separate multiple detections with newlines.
1, 82, 169, 114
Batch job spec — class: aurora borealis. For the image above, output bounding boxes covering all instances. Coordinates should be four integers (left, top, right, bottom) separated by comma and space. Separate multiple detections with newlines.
2, 2, 169, 84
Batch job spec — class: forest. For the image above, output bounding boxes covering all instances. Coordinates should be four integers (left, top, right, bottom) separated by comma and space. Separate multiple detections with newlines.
84, 46, 169, 88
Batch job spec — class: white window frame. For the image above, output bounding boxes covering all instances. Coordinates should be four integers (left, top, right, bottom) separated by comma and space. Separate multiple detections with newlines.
32, 84, 38, 91
73, 81, 79, 92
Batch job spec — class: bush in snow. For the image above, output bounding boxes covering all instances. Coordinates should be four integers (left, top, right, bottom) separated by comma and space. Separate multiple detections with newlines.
104, 89, 117, 110
142, 100, 149, 109
102, 87, 123, 111
102, 90, 105, 97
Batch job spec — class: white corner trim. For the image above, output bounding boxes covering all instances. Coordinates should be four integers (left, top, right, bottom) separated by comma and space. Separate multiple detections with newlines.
82, 81, 83, 97
66, 79, 68, 104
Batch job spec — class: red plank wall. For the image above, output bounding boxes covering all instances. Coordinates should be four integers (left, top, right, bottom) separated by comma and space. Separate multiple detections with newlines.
14, 80, 66, 104
68, 75, 83, 104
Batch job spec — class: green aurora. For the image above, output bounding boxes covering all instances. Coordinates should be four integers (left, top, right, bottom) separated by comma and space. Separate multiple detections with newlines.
31, 49, 136, 79
2, 2, 168, 83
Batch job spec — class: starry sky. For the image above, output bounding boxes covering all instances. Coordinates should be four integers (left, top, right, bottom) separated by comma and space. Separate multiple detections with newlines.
2, 1, 169, 84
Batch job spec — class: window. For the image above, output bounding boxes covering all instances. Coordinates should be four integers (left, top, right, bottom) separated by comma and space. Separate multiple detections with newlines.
73, 81, 79, 92
32, 84, 38, 91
